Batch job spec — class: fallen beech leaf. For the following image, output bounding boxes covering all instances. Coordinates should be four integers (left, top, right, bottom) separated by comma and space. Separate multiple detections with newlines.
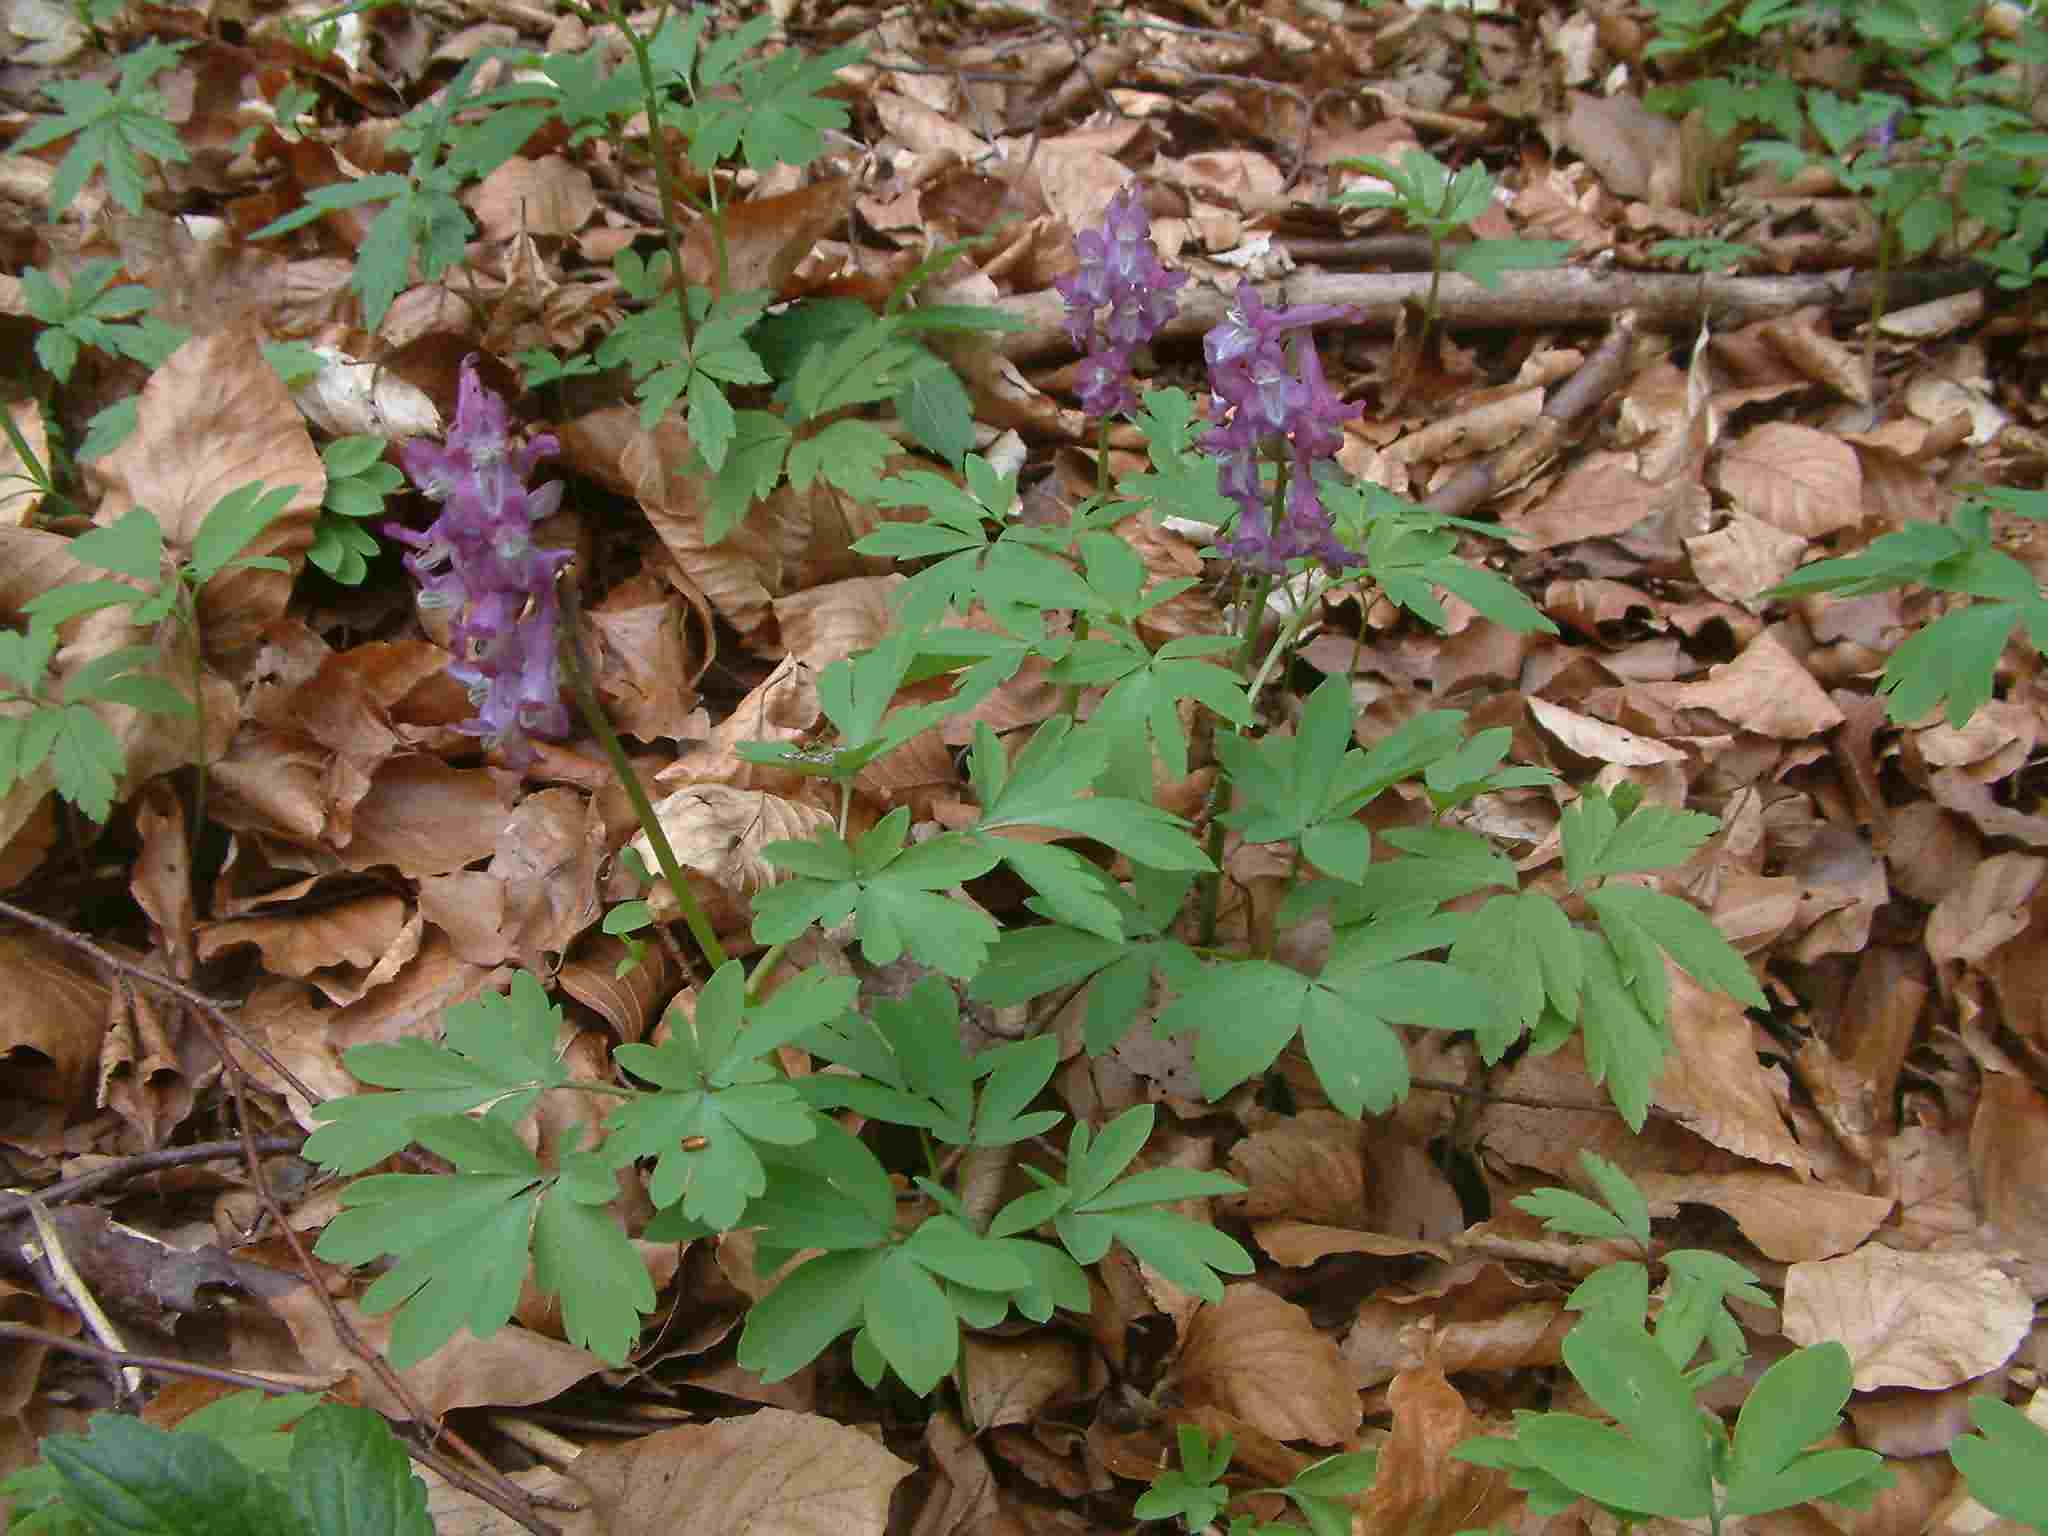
1712, 421, 1863, 537
1634, 1171, 1890, 1262
465, 154, 597, 241
572, 1407, 911, 1536
0, 927, 110, 1106
1357, 1362, 1519, 1536
1672, 631, 1845, 738
1781, 1247, 2032, 1391
87, 318, 321, 652
1173, 1283, 1362, 1445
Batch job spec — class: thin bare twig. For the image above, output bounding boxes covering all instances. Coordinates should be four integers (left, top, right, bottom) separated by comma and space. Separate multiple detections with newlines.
0, 899, 321, 1109
0, 1138, 304, 1225
0, 1319, 338, 1399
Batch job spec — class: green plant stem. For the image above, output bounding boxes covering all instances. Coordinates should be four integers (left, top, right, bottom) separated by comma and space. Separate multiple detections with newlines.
1197, 472, 1288, 944
179, 598, 208, 863
557, 589, 728, 974
1061, 418, 1114, 719
610, 0, 696, 344
746, 939, 789, 1001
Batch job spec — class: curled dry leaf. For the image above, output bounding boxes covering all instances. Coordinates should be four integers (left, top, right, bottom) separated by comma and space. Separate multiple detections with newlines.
290, 348, 442, 440
1781, 1246, 2033, 1391
628, 785, 835, 919
1671, 630, 1847, 739
197, 891, 410, 987
337, 758, 519, 877
1654, 966, 1807, 1173
1711, 420, 1864, 537
1970, 1072, 2048, 1260
1343, 1260, 1571, 1389
1172, 1283, 1362, 1445
0, 927, 112, 1108
1634, 1170, 1890, 1263
417, 787, 605, 969
1226, 1110, 1367, 1226
87, 319, 322, 652
465, 154, 598, 241
1357, 1362, 1521, 1536
267, 1289, 606, 1422
570, 1407, 912, 1536
588, 571, 705, 744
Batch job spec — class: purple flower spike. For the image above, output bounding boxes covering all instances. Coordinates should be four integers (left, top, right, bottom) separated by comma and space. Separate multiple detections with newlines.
1200, 285, 1364, 575
1055, 185, 1186, 421
390, 356, 571, 766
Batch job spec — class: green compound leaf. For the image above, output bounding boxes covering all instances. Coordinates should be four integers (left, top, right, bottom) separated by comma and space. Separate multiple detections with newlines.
786, 417, 897, 497
303, 971, 571, 1175
1448, 891, 1581, 1061
1560, 787, 1719, 890
757, 814, 1001, 978
532, 1160, 658, 1365
864, 1248, 958, 1395
1586, 882, 1767, 1011
315, 1116, 545, 1369
1952, 1398, 2048, 1530
1572, 929, 1668, 1132
1879, 600, 2026, 727
1723, 1342, 1886, 1516
18, 41, 193, 216
737, 1248, 887, 1384
1508, 1310, 1717, 1520
897, 354, 976, 467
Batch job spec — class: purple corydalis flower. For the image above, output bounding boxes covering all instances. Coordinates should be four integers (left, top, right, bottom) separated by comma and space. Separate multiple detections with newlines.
1202, 286, 1363, 574
1055, 185, 1187, 421
391, 357, 571, 766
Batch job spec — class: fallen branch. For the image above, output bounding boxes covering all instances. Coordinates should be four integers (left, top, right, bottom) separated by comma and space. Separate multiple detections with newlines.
993, 263, 1987, 362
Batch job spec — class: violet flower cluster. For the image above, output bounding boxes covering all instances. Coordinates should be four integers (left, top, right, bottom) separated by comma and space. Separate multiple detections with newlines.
391, 357, 570, 765
1054, 185, 1187, 419
1202, 287, 1363, 573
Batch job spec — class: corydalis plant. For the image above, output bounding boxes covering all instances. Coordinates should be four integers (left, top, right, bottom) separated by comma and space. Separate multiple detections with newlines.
392, 358, 569, 764
1055, 185, 1187, 419
1203, 286, 1362, 572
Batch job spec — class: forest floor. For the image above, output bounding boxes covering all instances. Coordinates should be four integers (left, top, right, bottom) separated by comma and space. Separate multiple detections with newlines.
2, 0, 2047, 1532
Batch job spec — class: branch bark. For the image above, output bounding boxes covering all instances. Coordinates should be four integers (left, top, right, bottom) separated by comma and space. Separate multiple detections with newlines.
994, 264, 1988, 362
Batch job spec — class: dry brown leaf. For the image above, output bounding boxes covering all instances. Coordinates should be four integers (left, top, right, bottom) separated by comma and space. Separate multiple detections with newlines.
197, 893, 410, 986
1686, 512, 1808, 604
1172, 1283, 1362, 1444
1654, 967, 1806, 1173
1526, 696, 1685, 765
1711, 421, 1864, 537
86, 319, 321, 652
681, 178, 855, 297
1671, 631, 1846, 738
267, 1290, 606, 1420
957, 1333, 1088, 1431
1781, 1247, 2033, 1391
1357, 1362, 1520, 1536
1226, 1110, 1366, 1226
571, 1407, 912, 1536
338, 758, 518, 876
1635, 1171, 1890, 1262
1970, 1072, 2048, 1260
1926, 853, 2044, 972
0, 927, 111, 1108
1253, 1222, 1451, 1267
627, 784, 834, 917
464, 154, 597, 241
588, 571, 703, 743
417, 787, 605, 968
